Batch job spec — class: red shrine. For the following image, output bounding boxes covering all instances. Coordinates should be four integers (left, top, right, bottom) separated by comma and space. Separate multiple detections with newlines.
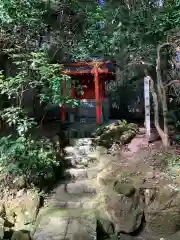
60, 60, 115, 124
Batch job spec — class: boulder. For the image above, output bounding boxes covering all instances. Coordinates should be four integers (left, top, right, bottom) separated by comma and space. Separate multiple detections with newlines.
114, 182, 135, 197
92, 120, 138, 148
97, 219, 114, 239
97, 176, 144, 233
5, 190, 40, 231
97, 163, 145, 234
0, 217, 4, 239
144, 185, 180, 236
102, 188, 144, 233
11, 230, 31, 240
0, 201, 5, 218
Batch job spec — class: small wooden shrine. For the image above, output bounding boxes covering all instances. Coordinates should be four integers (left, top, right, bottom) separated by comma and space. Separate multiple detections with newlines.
60, 59, 115, 124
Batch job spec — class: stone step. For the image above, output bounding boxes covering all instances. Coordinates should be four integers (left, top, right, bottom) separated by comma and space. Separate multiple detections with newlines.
51, 180, 97, 196
65, 150, 95, 158
46, 192, 96, 207
68, 130, 93, 138
68, 138, 93, 146
66, 182, 96, 195
49, 198, 97, 210
46, 180, 97, 211
65, 167, 99, 180
46, 192, 89, 205
64, 156, 91, 167
87, 166, 99, 179
65, 168, 88, 180
34, 213, 96, 240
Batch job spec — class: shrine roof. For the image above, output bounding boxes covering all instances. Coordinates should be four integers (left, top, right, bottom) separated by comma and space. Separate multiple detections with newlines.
61, 59, 115, 75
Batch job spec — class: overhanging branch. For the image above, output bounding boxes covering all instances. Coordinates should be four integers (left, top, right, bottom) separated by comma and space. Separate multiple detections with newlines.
164, 80, 180, 88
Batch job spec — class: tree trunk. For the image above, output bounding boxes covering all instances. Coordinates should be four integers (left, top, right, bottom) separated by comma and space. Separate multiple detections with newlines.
144, 43, 177, 149
162, 133, 169, 148
149, 77, 169, 150
156, 48, 170, 148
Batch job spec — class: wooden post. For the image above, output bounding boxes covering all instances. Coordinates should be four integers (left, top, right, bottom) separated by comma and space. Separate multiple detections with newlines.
144, 76, 151, 139
99, 77, 104, 123
61, 80, 66, 121
94, 65, 101, 125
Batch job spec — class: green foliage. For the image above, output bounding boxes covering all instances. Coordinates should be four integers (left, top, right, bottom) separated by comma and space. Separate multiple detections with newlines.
0, 0, 45, 25
166, 109, 180, 130
0, 50, 73, 120
72, 1, 180, 68
0, 0, 46, 51
28, 51, 72, 105
165, 152, 180, 178
0, 50, 71, 190
0, 135, 60, 188
1, 107, 36, 135
71, 4, 111, 59
0, 22, 73, 190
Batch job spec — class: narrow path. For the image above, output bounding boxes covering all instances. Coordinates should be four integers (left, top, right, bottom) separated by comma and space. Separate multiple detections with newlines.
33, 128, 151, 240
34, 138, 100, 240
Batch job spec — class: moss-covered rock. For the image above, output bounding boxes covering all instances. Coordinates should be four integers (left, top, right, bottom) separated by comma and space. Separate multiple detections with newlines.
5, 190, 41, 231
103, 188, 144, 233
114, 182, 135, 197
97, 166, 144, 234
92, 120, 138, 148
97, 219, 114, 239
144, 186, 180, 236
11, 230, 31, 240
0, 217, 4, 239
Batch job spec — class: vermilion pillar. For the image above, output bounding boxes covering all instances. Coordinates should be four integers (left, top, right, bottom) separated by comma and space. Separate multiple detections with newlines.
93, 65, 101, 125
99, 77, 103, 123
61, 80, 66, 121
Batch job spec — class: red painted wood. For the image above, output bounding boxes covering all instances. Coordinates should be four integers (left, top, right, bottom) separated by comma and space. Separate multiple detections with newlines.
78, 78, 95, 99
59, 60, 114, 122
93, 66, 101, 125
63, 60, 110, 67
73, 75, 107, 100
99, 82, 102, 99
62, 67, 109, 75
62, 69, 91, 75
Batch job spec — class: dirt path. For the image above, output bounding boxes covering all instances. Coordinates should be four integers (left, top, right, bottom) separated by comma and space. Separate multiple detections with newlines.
119, 128, 175, 189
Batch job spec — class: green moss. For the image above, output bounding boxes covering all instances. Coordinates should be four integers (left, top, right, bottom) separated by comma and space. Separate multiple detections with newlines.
114, 183, 135, 196
93, 121, 138, 148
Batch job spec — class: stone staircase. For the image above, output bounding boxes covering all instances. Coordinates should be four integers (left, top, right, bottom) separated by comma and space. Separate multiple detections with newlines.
67, 125, 97, 138
34, 138, 100, 240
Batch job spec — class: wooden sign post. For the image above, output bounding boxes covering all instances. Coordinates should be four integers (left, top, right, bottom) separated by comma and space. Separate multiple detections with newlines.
144, 76, 151, 139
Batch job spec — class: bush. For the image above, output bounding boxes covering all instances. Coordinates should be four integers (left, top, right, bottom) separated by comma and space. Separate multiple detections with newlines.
0, 50, 72, 191
0, 135, 63, 190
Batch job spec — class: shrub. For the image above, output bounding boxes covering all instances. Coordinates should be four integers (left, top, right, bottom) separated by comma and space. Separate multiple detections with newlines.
0, 50, 71, 191
0, 135, 63, 190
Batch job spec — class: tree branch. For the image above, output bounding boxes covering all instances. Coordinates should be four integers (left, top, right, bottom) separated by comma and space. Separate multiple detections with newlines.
156, 43, 171, 135
164, 80, 180, 88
